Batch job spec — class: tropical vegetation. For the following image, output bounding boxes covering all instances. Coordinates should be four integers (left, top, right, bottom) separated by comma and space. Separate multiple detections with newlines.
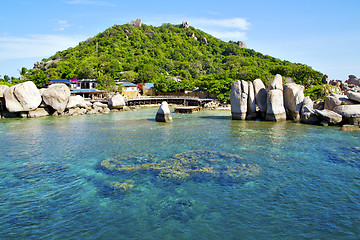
5, 23, 325, 102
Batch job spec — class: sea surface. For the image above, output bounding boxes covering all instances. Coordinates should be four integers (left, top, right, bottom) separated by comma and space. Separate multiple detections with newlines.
0, 108, 359, 240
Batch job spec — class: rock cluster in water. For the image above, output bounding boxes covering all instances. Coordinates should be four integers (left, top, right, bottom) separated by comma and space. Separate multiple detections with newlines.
0, 82, 129, 118
230, 74, 360, 131
100, 150, 261, 184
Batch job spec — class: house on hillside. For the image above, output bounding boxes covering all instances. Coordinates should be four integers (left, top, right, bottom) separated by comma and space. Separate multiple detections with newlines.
115, 79, 139, 98
47, 78, 104, 100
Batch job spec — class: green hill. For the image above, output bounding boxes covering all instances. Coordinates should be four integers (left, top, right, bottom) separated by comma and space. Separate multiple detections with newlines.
24, 22, 324, 102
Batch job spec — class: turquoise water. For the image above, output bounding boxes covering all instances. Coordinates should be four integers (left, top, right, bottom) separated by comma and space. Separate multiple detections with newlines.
1, 108, 360, 239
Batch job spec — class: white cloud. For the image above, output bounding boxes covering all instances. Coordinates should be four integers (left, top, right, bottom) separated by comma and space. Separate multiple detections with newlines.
55, 20, 71, 31
191, 17, 250, 30
0, 34, 85, 60
206, 30, 247, 41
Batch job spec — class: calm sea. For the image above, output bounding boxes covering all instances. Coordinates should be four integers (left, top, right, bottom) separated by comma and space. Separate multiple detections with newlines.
0, 108, 359, 239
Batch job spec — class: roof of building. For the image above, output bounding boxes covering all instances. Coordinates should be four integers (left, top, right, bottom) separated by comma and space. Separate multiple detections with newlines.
122, 83, 137, 87
70, 89, 104, 93
49, 79, 71, 84
144, 83, 154, 89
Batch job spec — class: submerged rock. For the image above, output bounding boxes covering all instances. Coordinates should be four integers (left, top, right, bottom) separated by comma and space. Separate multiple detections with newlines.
156, 101, 173, 122
230, 80, 248, 120
100, 150, 260, 184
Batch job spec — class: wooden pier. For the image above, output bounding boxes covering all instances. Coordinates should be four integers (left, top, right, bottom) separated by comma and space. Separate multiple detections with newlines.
175, 106, 201, 113
125, 96, 213, 107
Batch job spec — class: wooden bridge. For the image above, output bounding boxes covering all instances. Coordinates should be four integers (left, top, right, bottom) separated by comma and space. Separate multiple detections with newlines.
125, 96, 214, 107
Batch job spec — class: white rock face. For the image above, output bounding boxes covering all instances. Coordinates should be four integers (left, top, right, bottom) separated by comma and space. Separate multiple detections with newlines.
314, 109, 343, 125
42, 84, 70, 113
0, 85, 9, 98
284, 83, 305, 121
66, 95, 88, 109
253, 79, 267, 117
333, 105, 360, 118
27, 108, 50, 118
247, 81, 257, 119
156, 101, 172, 122
230, 80, 248, 120
346, 91, 360, 103
265, 89, 286, 121
300, 96, 320, 125
4, 81, 42, 112
268, 74, 283, 91
109, 94, 126, 108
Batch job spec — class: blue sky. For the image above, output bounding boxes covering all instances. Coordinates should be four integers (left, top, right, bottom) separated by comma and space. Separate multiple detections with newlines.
1, 0, 359, 80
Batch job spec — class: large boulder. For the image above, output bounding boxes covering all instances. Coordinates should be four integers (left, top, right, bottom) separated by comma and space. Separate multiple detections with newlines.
346, 91, 360, 103
283, 83, 305, 121
346, 75, 360, 86
265, 89, 286, 121
314, 109, 343, 125
130, 18, 142, 28
155, 101, 172, 122
268, 74, 283, 91
42, 84, 70, 113
253, 79, 267, 117
0, 85, 9, 98
324, 95, 342, 110
246, 81, 257, 120
66, 95, 88, 109
230, 80, 248, 120
333, 105, 360, 125
109, 94, 126, 109
27, 108, 50, 118
4, 81, 42, 112
300, 96, 321, 125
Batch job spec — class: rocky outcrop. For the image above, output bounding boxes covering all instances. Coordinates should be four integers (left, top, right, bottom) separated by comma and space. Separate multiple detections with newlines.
284, 83, 305, 121
346, 75, 360, 86
246, 81, 257, 120
314, 109, 343, 125
109, 94, 125, 109
265, 89, 286, 121
203, 37, 208, 45
333, 105, 360, 126
130, 18, 142, 28
155, 101, 172, 122
324, 95, 342, 110
41, 84, 70, 113
230, 80, 248, 120
66, 95, 88, 109
0, 85, 9, 98
27, 108, 51, 118
346, 91, 360, 103
300, 96, 320, 125
180, 21, 189, 28
253, 79, 267, 117
322, 74, 330, 84
237, 41, 247, 48
268, 74, 283, 91
3, 81, 42, 112
33, 61, 44, 69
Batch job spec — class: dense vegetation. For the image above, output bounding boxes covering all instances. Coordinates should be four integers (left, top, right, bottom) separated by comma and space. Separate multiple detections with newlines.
17, 23, 324, 102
